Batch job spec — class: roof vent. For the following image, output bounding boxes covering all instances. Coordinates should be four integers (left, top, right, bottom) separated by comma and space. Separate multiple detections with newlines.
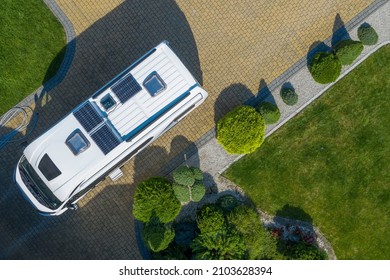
143, 71, 166, 97
66, 129, 90, 155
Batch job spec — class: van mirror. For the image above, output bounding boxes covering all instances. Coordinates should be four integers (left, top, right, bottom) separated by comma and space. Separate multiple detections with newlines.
67, 203, 79, 211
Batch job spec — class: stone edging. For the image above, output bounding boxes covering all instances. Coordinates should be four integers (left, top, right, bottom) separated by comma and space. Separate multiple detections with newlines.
15, 0, 76, 108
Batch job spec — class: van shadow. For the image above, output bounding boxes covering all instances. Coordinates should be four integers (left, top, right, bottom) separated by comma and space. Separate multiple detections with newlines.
0, 0, 202, 259
31, 0, 203, 139
214, 83, 254, 125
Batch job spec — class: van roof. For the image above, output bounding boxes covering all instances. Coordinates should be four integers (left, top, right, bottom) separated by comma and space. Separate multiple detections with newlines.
24, 42, 199, 201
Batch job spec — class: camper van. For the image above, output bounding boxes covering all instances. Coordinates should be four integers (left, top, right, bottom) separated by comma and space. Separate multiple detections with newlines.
14, 42, 208, 216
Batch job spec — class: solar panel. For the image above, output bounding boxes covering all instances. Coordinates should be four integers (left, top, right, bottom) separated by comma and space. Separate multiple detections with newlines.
111, 74, 142, 103
73, 102, 103, 132
90, 123, 121, 155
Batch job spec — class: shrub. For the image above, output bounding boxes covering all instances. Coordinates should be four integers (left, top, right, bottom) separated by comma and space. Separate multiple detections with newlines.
217, 106, 266, 154
334, 40, 364, 65
216, 194, 239, 213
228, 205, 279, 259
191, 182, 206, 202
172, 183, 190, 203
153, 243, 189, 260
172, 166, 205, 203
142, 218, 175, 252
309, 52, 342, 84
257, 102, 281, 124
196, 204, 226, 234
280, 87, 298, 106
133, 177, 181, 223
173, 166, 195, 186
358, 24, 379, 46
277, 241, 328, 260
191, 229, 247, 260
191, 167, 203, 181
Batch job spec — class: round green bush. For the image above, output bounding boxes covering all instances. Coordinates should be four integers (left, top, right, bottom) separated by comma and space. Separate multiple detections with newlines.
334, 40, 364, 65
173, 183, 190, 203
173, 166, 195, 186
133, 177, 181, 223
191, 182, 206, 202
309, 52, 342, 84
142, 219, 175, 252
196, 204, 226, 234
217, 106, 266, 154
190, 167, 203, 181
216, 194, 239, 213
358, 24, 379, 46
280, 87, 298, 106
257, 102, 281, 124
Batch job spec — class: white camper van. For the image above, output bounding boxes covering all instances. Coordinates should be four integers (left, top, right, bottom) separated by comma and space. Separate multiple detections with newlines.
14, 42, 208, 216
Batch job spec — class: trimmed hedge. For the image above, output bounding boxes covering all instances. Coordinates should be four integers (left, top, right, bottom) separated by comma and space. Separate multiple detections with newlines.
191, 182, 206, 202
173, 183, 191, 203
358, 24, 379, 46
309, 52, 342, 84
280, 87, 298, 106
217, 106, 266, 154
257, 102, 281, 124
196, 204, 226, 234
142, 219, 175, 252
334, 40, 363, 65
133, 177, 181, 223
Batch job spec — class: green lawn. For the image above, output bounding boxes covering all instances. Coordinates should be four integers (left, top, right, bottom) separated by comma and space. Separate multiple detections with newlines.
0, 0, 65, 115
225, 45, 390, 259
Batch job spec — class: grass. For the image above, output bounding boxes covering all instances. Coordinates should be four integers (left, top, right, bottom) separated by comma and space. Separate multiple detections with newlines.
225, 45, 390, 259
0, 0, 65, 115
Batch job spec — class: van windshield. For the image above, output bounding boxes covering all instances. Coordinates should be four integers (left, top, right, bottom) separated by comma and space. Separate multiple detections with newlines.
19, 156, 62, 209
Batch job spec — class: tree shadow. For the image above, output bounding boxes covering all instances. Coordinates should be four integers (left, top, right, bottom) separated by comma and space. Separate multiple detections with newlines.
331, 13, 351, 48
275, 204, 313, 223
214, 83, 254, 125
250, 79, 276, 107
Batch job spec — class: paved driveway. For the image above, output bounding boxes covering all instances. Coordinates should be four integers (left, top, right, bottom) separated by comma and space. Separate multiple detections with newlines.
0, 0, 373, 259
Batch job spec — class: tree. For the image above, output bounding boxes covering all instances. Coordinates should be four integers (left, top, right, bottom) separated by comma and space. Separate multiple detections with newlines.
309, 52, 342, 84
133, 177, 181, 223
334, 40, 363, 65
142, 216, 175, 252
280, 87, 298, 106
191, 229, 247, 260
196, 204, 226, 234
257, 102, 281, 124
358, 24, 379, 46
228, 205, 278, 259
217, 106, 266, 154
